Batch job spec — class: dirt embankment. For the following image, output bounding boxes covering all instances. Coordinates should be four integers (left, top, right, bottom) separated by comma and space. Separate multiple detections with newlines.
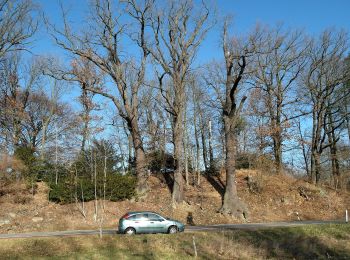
0, 170, 349, 233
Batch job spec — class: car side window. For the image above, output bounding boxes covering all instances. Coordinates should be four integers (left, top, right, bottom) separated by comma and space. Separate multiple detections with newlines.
134, 213, 148, 220
129, 214, 146, 220
148, 214, 163, 221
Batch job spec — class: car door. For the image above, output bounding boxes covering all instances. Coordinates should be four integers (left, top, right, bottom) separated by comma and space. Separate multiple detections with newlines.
147, 213, 166, 233
126, 213, 147, 233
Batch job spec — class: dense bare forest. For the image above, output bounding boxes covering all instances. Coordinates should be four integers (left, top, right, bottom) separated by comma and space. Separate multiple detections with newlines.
0, 0, 350, 220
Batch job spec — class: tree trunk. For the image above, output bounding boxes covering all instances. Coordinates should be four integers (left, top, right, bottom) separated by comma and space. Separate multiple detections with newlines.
330, 143, 340, 188
161, 117, 167, 170
172, 110, 184, 204
314, 152, 321, 184
184, 105, 189, 186
326, 111, 340, 189
134, 144, 148, 195
219, 31, 249, 218
40, 118, 50, 160
81, 110, 89, 152
55, 123, 59, 184
297, 120, 310, 177
272, 135, 283, 173
198, 111, 208, 172
208, 119, 214, 172
345, 105, 350, 143
310, 108, 319, 184
123, 121, 133, 173
220, 117, 248, 219
127, 118, 148, 197
194, 110, 200, 186
267, 83, 283, 174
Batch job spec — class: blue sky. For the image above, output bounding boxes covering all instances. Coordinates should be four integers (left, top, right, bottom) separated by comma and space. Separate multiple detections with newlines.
220, 0, 349, 34
202, 0, 350, 63
33, 0, 350, 59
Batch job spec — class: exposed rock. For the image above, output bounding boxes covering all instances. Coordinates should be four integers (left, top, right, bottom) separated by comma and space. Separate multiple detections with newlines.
0, 219, 10, 226
8, 213, 16, 218
32, 217, 44, 223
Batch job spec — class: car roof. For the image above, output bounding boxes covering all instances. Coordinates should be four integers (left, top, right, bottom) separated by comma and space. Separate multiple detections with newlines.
126, 211, 161, 215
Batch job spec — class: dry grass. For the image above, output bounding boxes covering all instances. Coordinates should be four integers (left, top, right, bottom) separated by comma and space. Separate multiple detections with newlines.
0, 224, 349, 259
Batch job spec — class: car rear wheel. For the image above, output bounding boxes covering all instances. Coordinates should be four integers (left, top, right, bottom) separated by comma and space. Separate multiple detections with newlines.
168, 225, 178, 234
125, 227, 136, 235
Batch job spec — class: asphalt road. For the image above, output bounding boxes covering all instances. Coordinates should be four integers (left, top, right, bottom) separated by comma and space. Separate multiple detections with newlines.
0, 220, 346, 239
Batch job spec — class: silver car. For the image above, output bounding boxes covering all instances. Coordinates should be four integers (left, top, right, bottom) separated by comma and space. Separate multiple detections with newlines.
118, 211, 185, 235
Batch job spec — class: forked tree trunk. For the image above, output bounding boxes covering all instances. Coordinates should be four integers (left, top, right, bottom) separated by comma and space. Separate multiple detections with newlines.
219, 24, 249, 218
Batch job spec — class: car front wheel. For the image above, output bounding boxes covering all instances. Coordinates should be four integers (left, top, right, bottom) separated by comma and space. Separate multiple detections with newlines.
125, 227, 136, 235
168, 225, 178, 234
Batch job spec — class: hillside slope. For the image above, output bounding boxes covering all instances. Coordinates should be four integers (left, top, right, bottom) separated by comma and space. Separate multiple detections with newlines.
0, 170, 349, 233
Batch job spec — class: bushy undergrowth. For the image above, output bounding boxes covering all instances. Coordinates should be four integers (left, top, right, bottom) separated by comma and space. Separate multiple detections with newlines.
49, 174, 136, 204
9, 141, 137, 204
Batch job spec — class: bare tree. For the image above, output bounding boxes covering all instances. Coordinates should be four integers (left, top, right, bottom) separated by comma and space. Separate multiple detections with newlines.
148, 0, 212, 204
191, 89, 201, 185
0, 54, 79, 173
301, 30, 349, 184
140, 89, 164, 152
39, 77, 64, 160
72, 58, 100, 152
207, 21, 263, 217
0, 54, 23, 149
252, 26, 308, 173
342, 55, 350, 143
0, 0, 37, 59
47, 56, 101, 152
0, 55, 46, 150
220, 22, 249, 217
190, 76, 209, 172
47, 0, 154, 196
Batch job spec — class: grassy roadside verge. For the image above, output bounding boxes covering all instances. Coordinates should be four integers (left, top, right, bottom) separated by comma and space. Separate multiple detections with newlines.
0, 224, 349, 259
